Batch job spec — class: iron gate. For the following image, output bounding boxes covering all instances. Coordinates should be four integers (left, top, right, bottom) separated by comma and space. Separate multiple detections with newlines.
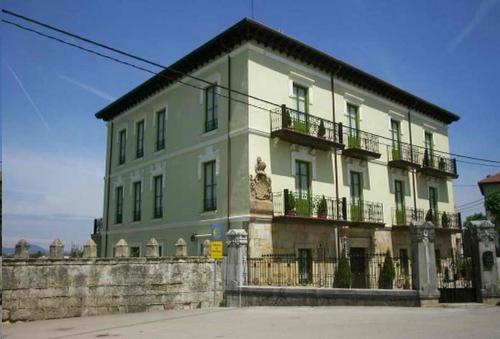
437, 254, 478, 303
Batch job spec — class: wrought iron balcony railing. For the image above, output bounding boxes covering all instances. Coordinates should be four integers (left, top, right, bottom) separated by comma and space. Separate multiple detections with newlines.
387, 143, 421, 169
270, 105, 343, 149
418, 149, 458, 178
273, 190, 343, 220
344, 199, 384, 224
342, 125, 381, 159
423, 209, 461, 229
273, 190, 384, 224
391, 207, 425, 226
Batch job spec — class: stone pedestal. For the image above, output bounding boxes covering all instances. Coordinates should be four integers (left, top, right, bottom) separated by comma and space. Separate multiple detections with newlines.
14, 239, 30, 259
175, 238, 187, 257
49, 239, 64, 259
114, 239, 129, 258
224, 229, 248, 306
410, 221, 440, 302
468, 220, 500, 299
146, 238, 160, 258
83, 239, 97, 258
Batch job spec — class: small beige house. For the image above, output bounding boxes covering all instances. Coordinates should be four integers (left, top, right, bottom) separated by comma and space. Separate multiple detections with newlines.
94, 19, 462, 277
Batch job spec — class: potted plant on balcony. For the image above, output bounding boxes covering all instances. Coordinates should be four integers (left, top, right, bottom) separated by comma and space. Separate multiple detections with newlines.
286, 191, 296, 216
317, 195, 328, 219
441, 212, 449, 228
438, 157, 446, 171
294, 120, 308, 134
334, 249, 351, 288
392, 147, 401, 161
296, 195, 312, 216
378, 251, 395, 289
425, 209, 434, 223
317, 119, 326, 138
283, 109, 293, 129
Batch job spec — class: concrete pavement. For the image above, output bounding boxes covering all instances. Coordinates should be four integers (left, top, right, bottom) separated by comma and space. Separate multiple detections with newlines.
3, 305, 500, 339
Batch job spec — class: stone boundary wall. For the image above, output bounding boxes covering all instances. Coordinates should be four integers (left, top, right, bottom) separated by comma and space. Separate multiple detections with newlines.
227, 286, 420, 307
2, 257, 223, 322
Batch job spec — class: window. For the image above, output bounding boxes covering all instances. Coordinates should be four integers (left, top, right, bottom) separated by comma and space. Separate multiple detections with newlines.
133, 181, 142, 222
203, 161, 216, 211
295, 161, 310, 197
429, 186, 438, 214
293, 84, 308, 113
136, 120, 144, 158
391, 119, 401, 150
347, 103, 360, 142
424, 132, 433, 162
115, 186, 123, 224
118, 129, 126, 165
153, 175, 163, 219
350, 171, 363, 203
156, 109, 166, 151
130, 246, 140, 257
394, 180, 405, 224
205, 85, 217, 132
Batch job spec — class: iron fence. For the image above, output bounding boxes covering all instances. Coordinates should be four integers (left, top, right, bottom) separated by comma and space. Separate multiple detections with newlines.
437, 256, 474, 289
345, 200, 384, 224
391, 207, 425, 226
270, 106, 343, 145
247, 252, 412, 290
423, 209, 461, 229
420, 149, 458, 175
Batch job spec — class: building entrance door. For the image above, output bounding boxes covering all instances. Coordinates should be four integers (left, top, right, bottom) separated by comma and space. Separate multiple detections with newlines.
350, 247, 366, 288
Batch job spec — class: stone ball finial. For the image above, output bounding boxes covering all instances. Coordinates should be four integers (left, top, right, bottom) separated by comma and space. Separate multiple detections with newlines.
146, 238, 160, 258
49, 239, 64, 259
83, 239, 97, 258
14, 239, 30, 259
114, 238, 130, 258
175, 238, 187, 257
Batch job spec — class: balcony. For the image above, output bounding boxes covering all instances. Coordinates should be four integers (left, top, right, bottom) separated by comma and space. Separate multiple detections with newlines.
391, 207, 425, 230
270, 105, 344, 151
425, 209, 462, 232
387, 143, 421, 170
341, 126, 381, 160
417, 150, 458, 179
273, 190, 384, 227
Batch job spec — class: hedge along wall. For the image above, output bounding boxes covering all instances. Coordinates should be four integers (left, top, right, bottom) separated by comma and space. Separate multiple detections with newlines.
2, 257, 223, 322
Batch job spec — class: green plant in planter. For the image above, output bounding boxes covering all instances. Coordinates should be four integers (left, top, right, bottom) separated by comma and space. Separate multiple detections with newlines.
441, 212, 450, 228
425, 209, 434, 223
296, 196, 312, 216
392, 148, 401, 161
351, 202, 364, 222
317, 120, 326, 138
287, 191, 296, 215
395, 208, 406, 225
378, 251, 396, 289
283, 109, 292, 128
294, 120, 308, 134
334, 249, 351, 288
316, 195, 328, 218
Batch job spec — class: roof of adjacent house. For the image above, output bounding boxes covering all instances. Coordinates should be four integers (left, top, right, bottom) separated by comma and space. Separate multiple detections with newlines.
478, 172, 500, 194
95, 18, 460, 123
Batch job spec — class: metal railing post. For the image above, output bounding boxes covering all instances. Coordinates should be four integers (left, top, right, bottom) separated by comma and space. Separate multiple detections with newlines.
284, 189, 289, 215
342, 197, 347, 220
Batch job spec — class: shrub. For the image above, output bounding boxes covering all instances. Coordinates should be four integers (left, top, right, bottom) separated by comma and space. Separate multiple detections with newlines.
378, 251, 395, 289
283, 109, 292, 128
317, 195, 328, 217
334, 249, 351, 288
425, 209, 434, 222
485, 191, 500, 216
317, 120, 326, 137
288, 191, 296, 212
294, 120, 308, 134
441, 212, 449, 228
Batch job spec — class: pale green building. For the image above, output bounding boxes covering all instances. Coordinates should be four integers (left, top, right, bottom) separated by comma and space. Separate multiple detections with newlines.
94, 19, 462, 272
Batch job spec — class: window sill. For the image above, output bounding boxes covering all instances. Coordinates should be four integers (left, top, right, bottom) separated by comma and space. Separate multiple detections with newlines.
200, 209, 217, 217
201, 129, 218, 137
154, 148, 166, 154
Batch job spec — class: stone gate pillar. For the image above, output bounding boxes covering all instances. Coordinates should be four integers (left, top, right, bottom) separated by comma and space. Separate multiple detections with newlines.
410, 221, 440, 305
468, 220, 500, 303
224, 229, 248, 307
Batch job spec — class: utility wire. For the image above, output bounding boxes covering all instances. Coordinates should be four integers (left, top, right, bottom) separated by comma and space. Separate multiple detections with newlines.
455, 198, 484, 208
3, 12, 500, 166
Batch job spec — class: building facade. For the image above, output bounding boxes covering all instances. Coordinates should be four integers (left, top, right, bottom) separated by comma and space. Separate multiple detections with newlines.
95, 19, 462, 265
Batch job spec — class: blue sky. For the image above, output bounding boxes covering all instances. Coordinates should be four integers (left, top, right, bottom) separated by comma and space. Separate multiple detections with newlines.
2, 0, 500, 249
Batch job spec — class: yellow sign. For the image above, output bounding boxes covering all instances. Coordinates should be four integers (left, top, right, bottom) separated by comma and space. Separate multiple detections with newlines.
210, 241, 223, 259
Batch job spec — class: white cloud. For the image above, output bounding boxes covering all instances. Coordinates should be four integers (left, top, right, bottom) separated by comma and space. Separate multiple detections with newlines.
58, 74, 116, 101
448, 0, 500, 53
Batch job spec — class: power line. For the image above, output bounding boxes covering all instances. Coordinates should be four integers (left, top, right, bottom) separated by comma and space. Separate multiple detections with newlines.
3, 11, 500, 166
455, 198, 484, 209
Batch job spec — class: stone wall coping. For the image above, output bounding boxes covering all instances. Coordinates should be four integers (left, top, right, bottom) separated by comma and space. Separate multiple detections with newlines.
2, 256, 219, 266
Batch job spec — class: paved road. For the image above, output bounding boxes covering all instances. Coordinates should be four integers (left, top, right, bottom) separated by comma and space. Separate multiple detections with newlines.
3, 305, 500, 339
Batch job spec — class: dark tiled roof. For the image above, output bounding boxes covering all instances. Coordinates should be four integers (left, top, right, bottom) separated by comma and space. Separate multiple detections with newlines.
478, 173, 500, 185
95, 18, 460, 124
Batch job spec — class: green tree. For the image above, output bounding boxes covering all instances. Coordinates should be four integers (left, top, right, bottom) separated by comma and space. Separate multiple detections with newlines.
378, 251, 395, 289
334, 249, 351, 288
485, 191, 500, 216
465, 212, 486, 222
69, 245, 84, 258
